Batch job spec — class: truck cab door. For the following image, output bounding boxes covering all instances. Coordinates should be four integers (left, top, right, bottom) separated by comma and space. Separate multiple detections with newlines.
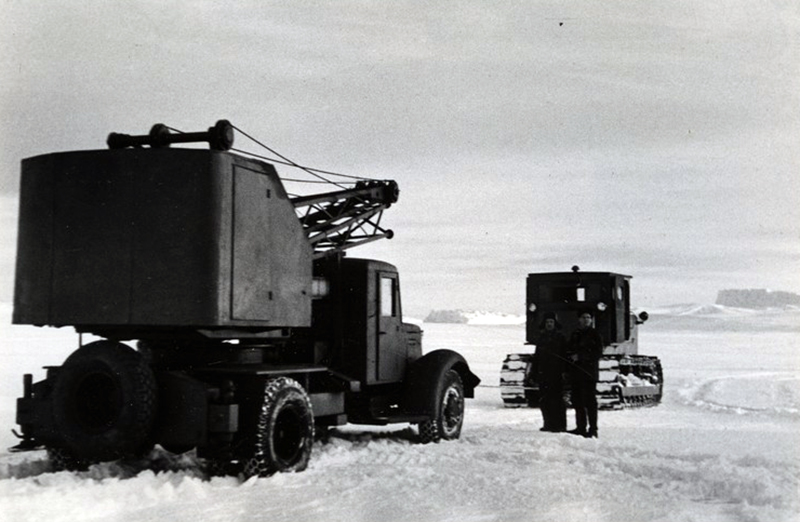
376, 271, 406, 383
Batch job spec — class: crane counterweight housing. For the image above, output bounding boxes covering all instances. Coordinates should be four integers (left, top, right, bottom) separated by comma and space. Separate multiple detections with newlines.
10, 121, 479, 477
15, 149, 312, 334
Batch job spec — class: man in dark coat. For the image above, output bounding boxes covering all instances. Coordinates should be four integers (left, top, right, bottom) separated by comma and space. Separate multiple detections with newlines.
534, 312, 567, 432
567, 310, 604, 438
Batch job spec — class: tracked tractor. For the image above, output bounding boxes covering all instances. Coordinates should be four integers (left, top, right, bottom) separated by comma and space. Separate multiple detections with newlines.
11, 120, 480, 477
500, 267, 662, 409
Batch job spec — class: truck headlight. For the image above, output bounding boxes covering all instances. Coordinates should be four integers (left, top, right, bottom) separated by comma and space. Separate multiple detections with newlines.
596, 302, 607, 311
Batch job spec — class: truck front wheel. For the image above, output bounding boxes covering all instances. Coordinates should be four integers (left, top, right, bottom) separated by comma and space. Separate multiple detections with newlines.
242, 377, 314, 478
418, 370, 465, 443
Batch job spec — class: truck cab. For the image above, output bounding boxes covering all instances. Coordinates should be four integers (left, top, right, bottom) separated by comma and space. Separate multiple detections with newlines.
313, 257, 421, 386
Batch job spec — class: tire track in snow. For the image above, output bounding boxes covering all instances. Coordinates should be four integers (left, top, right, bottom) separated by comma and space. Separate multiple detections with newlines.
1, 423, 797, 521
310, 424, 800, 518
679, 372, 800, 417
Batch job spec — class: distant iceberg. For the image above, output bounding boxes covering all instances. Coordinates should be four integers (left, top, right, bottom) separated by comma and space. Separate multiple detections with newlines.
716, 289, 800, 309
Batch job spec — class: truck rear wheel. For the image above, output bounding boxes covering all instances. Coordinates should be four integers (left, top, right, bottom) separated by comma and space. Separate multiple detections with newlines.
418, 370, 465, 443
242, 377, 314, 478
51, 341, 157, 463
47, 446, 92, 472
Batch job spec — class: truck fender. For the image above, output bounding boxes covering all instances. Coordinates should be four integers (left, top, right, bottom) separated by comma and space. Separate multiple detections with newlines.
403, 349, 480, 416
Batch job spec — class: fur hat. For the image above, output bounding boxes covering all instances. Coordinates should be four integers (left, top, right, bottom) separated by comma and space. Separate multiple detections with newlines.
540, 311, 562, 329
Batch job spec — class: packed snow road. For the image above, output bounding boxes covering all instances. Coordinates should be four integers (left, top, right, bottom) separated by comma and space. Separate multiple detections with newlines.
0, 306, 799, 522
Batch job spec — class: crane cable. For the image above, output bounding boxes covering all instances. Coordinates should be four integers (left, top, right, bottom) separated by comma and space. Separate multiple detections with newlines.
165, 124, 380, 189
231, 125, 349, 190
226, 125, 392, 235
165, 122, 389, 236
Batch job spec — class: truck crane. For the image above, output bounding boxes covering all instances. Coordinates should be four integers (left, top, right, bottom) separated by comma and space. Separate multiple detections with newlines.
11, 120, 480, 478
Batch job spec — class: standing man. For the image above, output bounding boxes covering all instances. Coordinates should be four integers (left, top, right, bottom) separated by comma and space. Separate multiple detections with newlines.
535, 312, 567, 432
567, 310, 604, 438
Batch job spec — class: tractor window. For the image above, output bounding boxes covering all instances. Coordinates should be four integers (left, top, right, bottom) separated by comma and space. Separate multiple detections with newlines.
380, 276, 396, 317
550, 286, 586, 303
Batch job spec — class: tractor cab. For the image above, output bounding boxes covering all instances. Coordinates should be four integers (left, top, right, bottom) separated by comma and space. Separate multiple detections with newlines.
525, 267, 647, 356
501, 267, 661, 409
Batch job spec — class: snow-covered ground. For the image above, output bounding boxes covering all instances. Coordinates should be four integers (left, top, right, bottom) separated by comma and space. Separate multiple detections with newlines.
0, 304, 798, 522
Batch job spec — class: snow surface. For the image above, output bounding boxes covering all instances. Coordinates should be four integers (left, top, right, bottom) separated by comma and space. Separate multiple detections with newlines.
1, 304, 799, 522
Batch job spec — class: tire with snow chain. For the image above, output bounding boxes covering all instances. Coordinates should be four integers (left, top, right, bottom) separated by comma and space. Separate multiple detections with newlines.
242, 377, 314, 478
418, 370, 465, 444
47, 446, 92, 472
51, 341, 157, 463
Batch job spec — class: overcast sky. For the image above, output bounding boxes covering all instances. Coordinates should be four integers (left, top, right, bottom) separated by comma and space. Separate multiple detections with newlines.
1, 1, 798, 316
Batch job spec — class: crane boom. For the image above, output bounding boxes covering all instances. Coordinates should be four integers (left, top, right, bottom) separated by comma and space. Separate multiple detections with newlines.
292, 180, 399, 259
